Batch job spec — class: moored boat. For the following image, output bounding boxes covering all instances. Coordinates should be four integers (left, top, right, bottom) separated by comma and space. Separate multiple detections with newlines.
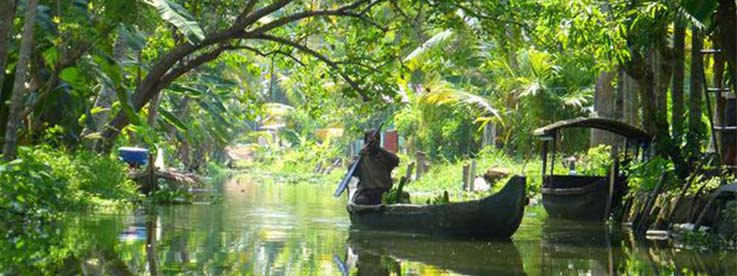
533, 117, 652, 221
347, 176, 527, 238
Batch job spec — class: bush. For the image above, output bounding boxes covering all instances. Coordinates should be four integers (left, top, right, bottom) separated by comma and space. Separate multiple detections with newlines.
0, 146, 138, 223
577, 145, 613, 176
624, 156, 676, 193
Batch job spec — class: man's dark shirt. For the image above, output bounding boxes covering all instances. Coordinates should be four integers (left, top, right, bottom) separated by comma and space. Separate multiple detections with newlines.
352, 147, 399, 192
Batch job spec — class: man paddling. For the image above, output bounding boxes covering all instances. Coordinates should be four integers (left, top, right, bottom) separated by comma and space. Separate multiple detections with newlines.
350, 129, 399, 205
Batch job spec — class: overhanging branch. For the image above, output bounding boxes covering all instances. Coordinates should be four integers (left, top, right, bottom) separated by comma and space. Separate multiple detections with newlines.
235, 0, 294, 29
254, 34, 370, 101
238, 45, 306, 66
157, 44, 237, 92
249, 0, 384, 34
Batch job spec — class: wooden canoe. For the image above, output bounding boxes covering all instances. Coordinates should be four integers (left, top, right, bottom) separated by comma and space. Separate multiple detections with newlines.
347, 176, 527, 238
541, 175, 627, 221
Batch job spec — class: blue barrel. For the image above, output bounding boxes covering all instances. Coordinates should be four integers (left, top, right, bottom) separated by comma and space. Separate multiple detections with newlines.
118, 147, 149, 166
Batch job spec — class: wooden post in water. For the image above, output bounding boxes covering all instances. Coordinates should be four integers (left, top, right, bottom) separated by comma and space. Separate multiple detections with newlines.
469, 160, 477, 192
147, 152, 157, 195
604, 147, 618, 220
462, 164, 470, 191
416, 151, 427, 180
405, 162, 415, 181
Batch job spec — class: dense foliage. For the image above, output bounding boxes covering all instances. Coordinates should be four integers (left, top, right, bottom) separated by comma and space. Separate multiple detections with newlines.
1, 0, 737, 233
0, 146, 137, 223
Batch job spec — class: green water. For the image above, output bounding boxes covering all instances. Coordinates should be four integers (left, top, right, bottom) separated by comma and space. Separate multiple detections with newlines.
3, 176, 737, 275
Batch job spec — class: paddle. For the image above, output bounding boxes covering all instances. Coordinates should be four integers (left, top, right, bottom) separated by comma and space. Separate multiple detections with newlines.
333, 254, 349, 276
333, 121, 384, 197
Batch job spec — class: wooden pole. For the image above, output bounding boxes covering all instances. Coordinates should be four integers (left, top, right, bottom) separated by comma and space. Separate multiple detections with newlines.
541, 140, 549, 187
634, 172, 668, 233
147, 152, 157, 195
405, 162, 415, 181
469, 160, 477, 192
462, 164, 470, 191
693, 196, 716, 231
416, 151, 426, 180
604, 147, 619, 221
664, 173, 700, 227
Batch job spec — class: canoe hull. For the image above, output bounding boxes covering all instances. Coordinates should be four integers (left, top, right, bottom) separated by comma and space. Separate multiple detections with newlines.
542, 175, 626, 221
348, 176, 527, 238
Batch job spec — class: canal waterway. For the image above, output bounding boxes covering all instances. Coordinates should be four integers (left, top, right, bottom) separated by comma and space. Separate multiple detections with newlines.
3, 175, 737, 275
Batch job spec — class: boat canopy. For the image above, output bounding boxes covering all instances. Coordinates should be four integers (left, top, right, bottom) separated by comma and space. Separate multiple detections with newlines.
533, 117, 651, 141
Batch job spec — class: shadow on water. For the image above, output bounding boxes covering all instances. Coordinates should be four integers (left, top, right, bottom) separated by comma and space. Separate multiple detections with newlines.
3, 179, 737, 275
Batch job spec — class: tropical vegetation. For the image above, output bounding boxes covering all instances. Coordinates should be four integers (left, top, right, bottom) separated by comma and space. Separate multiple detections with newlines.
2, 0, 737, 265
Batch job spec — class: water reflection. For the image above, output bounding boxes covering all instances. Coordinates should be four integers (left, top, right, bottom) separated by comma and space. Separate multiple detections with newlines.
540, 219, 621, 275
344, 231, 524, 275
3, 178, 737, 275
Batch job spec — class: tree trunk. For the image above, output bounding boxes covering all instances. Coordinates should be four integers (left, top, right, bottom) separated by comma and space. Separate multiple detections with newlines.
2, 0, 38, 160
687, 27, 705, 165
0, 0, 17, 95
615, 67, 625, 121
631, 51, 658, 134
622, 71, 640, 127
626, 49, 689, 178
715, 0, 737, 166
653, 49, 671, 117
147, 92, 162, 126
716, 0, 737, 94
655, 48, 674, 137
591, 71, 618, 146
671, 20, 686, 143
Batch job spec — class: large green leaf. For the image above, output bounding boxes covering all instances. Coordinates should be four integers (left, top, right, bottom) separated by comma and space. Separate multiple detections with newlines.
159, 108, 187, 131
145, 0, 205, 44
168, 84, 204, 98
59, 67, 86, 91
117, 24, 147, 52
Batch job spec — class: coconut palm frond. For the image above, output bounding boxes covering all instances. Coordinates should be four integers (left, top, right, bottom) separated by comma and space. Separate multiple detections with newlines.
420, 81, 502, 121
263, 102, 294, 117
403, 29, 455, 63
518, 80, 544, 98
561, 88, 593, 109
675, 6, 707, 30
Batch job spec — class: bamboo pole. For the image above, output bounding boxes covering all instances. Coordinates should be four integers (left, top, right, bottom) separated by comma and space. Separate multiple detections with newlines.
663, 173, 700, 227
634, 172, 668, 232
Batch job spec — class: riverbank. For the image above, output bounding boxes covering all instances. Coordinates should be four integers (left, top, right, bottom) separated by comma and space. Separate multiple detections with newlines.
239, 144, 588, 202
0, 145, 234, 224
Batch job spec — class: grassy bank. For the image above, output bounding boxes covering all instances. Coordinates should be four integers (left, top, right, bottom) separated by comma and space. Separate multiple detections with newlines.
243, 144, 616, 203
